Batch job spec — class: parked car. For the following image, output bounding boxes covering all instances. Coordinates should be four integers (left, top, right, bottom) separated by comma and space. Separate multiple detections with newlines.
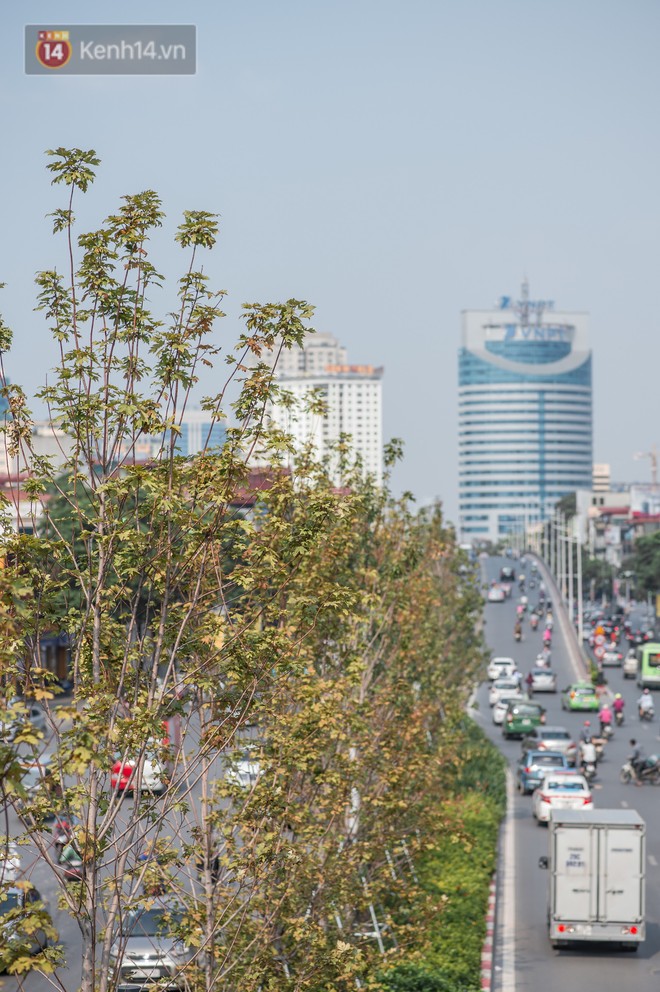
0, 885, 51, 972
532, 772, 593, 823
19, 753, 60, 802
487, 657, 516, 681
561, 682, 600, 712
109, 906, 192, 988
488, 677, 521, 707
225, 747, 261, 790
111, 755, 168, 796
516, 749, 570, 794
502, 700, 545, 739
0, 699, 48, 743
520, 726, 578, 766
529, 668, 557, 693
0, 839, 20, 885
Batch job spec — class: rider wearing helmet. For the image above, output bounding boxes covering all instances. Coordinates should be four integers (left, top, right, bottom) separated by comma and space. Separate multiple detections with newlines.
613, 693, 625, 715
599, 701, 613, 735
579, 720, 593, 743
637, 687, 654, 716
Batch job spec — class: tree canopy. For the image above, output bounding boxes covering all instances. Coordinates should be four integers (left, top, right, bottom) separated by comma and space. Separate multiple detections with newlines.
0, 149, 489, 991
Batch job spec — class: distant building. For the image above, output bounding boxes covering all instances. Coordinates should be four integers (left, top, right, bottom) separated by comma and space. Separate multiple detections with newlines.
267, 333, 383, 486
170, 409, 226, 457
458, 282, 593, 543
592, 463, 611, 493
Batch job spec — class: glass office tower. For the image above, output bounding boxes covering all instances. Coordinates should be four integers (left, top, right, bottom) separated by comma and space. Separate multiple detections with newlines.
458, 286, 592, 543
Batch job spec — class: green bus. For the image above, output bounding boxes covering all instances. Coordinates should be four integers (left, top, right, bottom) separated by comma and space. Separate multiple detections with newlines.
636, 642, 660, 689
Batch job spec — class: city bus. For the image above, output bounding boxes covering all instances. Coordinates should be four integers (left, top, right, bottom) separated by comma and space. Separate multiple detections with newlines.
636, 642, 660, 690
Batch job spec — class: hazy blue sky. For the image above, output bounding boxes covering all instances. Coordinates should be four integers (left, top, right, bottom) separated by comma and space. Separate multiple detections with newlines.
2, 1, 659, 525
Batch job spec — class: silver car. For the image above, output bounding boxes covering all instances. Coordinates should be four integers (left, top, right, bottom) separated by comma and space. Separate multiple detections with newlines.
529, 667, 557, 693
520, 725, 578, 766
109, 907, 192, 988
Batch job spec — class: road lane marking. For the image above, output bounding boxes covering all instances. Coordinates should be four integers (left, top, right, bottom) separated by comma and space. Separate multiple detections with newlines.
621, 800, 629, 808
649, 854, 658, 867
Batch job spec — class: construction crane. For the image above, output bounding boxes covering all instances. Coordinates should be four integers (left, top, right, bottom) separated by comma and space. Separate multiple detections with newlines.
634, 444, 658, 489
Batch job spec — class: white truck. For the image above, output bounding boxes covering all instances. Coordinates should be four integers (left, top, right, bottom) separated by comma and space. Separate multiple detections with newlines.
538, 809, 645, 949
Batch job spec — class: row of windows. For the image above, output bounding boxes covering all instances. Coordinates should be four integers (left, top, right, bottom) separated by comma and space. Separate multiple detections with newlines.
461, 499, 590, 510
460, 438, 592, 448
459, 394, 592, 406
459, 465, 592, 475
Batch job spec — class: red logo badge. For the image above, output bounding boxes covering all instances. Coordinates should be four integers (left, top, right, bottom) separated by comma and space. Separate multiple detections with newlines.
35, 30, 71, 69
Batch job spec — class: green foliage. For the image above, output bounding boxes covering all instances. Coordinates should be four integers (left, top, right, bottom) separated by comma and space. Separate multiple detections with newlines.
628, 530, 660, 596
0, 148, 495, 992
379, 723, 505, 992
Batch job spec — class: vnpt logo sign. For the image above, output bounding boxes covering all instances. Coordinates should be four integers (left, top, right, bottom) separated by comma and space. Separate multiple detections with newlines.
503, 324, 573, 343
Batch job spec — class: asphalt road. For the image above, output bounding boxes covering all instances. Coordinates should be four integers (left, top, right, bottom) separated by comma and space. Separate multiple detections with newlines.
473, 555, 660, 991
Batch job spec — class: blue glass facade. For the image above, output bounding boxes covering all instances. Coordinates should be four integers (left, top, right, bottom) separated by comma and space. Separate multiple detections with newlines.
459, 304, 593, 542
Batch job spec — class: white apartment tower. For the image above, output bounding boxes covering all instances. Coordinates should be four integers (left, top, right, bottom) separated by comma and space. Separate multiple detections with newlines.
267, 333, 383, 486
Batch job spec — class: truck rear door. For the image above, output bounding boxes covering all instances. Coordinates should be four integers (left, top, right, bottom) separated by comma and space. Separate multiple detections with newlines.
598, 826, 644, 922
552, 824, 596, 921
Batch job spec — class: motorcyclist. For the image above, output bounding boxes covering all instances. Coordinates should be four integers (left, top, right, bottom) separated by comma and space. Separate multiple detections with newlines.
579, 720, 593, 743
599, 702, 613, 736
514, 620, 522, 640
637, 688, 654, 718
628, 739, 645, 783
542, 627, 552, 647
530, 612, 539, 630
580, 737, 597, 774
613, 693, 625, 720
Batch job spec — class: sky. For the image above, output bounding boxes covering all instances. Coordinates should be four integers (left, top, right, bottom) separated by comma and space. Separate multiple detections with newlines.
2, 0, 660, 526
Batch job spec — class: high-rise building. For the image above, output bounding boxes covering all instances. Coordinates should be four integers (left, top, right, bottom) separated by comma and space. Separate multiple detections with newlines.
267, 333, 383, 486
458, 283, 593, 543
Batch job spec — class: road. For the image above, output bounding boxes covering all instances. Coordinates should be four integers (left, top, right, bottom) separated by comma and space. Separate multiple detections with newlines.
474, 555, 660, 992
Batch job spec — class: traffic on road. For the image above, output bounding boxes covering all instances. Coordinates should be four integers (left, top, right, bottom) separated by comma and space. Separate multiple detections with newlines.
475, 553, 660, 991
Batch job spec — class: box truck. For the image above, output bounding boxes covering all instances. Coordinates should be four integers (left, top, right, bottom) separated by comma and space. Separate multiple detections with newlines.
538, 809, 645, 949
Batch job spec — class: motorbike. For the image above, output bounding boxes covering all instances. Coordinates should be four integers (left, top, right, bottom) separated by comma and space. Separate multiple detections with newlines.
620, 756, 660, 785
581, 759, 597, 783
530, 614, 539, 631
514, 628, 522, 642
614, 709, 624, 726
56, 847, 85, 883
52, 814, 78, 861
639, 705, 654, 722
600, 722, 614, 740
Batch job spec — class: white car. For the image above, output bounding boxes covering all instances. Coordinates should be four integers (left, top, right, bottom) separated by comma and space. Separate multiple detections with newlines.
529, 668, 557, 693
601, 647, 623, 667
487, 586, 505, 603
0, 839, 21, 884
492, 693, 523, 725
225, 747, 261, 789
488, 677, 521, 707
487, 657, 516, 681
532, 772, 593, 823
